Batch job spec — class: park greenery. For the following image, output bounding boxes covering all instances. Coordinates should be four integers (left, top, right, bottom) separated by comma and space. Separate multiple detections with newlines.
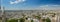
6, 16, 51, 22
42, 17, 51, 22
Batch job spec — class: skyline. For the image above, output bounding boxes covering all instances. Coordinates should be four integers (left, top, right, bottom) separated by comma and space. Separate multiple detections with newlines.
1, 0, 60, 10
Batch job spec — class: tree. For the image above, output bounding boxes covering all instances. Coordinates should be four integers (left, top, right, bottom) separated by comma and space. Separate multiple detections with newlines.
31, 20, 34, 22
19, 18, 25, 22
52, 13, 56, 17
46, 18, 51, 22
36, 15, 41, 20
42, 19, 46, 22
7, 19, 18, 22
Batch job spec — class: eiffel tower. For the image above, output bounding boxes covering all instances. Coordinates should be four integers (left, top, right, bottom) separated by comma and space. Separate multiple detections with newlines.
1, 6, 6, 22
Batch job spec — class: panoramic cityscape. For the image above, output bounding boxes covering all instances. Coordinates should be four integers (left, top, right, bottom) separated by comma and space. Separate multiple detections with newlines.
0, 0, 60, 22
0, 10, 60, 22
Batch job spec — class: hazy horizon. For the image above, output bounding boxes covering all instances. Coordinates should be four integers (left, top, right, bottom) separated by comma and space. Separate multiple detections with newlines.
1, 0, 60, 10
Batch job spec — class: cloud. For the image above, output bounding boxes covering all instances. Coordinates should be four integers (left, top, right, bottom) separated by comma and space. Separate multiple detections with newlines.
27, 5, 60, 10
17, 5, 60, 10
38, 5, 60, 10
10, 0, 26, 4
5, 4, 60, 10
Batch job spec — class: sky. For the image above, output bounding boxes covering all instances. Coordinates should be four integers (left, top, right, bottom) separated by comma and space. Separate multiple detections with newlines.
1, 0, 60, 10
0, 0, 1, 5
